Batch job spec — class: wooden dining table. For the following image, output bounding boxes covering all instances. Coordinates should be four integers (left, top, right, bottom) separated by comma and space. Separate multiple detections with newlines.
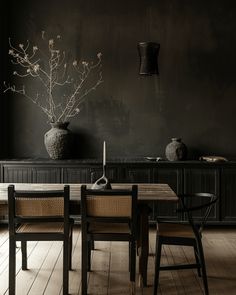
0, 182, 178, 287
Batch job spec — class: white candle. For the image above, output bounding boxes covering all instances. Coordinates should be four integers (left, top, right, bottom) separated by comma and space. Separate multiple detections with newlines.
103, 141, 106, 166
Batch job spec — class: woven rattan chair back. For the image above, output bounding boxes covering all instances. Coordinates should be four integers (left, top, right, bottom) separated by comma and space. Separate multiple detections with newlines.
86, 195, 132, 217
81, 185, 138, 295
15, 196, 64, 217
8, 185, 72, 295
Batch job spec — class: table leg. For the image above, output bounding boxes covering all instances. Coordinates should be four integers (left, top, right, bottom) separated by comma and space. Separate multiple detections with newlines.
137, 204, 150, 287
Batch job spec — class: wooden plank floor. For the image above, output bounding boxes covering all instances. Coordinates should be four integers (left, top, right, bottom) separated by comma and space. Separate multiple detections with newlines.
0, 225, 236, 294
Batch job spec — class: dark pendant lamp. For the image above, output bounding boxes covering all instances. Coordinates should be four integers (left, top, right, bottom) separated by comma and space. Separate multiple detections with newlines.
138, 42, 160, 75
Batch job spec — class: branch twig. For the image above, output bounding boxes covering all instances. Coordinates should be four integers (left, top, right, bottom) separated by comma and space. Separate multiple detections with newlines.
4, 33, 103, 123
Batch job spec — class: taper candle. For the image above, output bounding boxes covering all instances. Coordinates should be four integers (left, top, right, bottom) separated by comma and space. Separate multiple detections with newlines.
103, 141, 106, 166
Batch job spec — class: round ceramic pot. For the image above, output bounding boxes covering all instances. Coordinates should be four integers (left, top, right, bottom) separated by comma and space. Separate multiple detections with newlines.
165, 138, 187, 161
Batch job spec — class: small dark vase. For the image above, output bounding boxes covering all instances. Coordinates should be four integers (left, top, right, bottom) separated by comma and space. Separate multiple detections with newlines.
165, 138, 187, 161
44, 122, 73, 160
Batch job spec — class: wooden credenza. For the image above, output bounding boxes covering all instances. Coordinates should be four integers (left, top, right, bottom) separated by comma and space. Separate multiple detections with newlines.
0, 159, 236, 224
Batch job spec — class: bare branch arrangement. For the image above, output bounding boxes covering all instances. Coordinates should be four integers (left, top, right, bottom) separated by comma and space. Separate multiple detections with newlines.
4, 31, 103, 123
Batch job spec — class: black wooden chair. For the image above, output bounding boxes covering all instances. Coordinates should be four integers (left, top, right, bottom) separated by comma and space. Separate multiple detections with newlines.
8, 185, 74, 295
81, 184, 138, 295
153, 192, 218, 295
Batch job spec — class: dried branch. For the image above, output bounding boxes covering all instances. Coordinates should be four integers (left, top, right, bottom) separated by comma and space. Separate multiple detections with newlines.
4, 32, 103, 123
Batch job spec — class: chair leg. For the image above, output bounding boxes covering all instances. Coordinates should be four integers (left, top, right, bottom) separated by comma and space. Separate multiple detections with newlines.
130, 240, 136, 295
87, 240, 92, 272
91, 240, 95, 250
82, 235, 88, 295
197, 239, 209, 295
153, 236, 162, 295
194, 244, 201, 277
63, 240, 69, 295
21, 241, 27, 270
130, 240, 136, 282
69, 229, 73, 270
129, 241, 131, 272
9, 238, 16, 295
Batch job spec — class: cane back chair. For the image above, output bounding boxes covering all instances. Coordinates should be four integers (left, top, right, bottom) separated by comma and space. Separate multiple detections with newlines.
153, 192, 218, 295
81, 184, 138, 295
8, 185, 74, 295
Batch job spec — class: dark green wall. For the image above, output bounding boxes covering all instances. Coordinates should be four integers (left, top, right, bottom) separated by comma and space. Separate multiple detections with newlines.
3, 0, 236, 159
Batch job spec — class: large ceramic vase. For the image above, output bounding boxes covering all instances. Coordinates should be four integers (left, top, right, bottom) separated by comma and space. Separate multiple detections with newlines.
165, 138, 187, 161
44, 122, 73, 160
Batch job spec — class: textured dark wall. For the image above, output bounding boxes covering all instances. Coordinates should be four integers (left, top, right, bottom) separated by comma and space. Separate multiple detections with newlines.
3, 0, 236, 159
1, 0, 9, 157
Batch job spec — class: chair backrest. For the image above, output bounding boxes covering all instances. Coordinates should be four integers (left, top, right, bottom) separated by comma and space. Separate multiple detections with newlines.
8, 185, 70, 234
81, 185, 138, 234
178, 193, 218, 235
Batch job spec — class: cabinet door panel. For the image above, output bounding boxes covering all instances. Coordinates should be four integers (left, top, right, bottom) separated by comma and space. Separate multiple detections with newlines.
63, 167, 90, 183
124, 167, 153, 183
32, 167, 61, 183
153, 168, 182, 221
221, 168, 236, 222
122, 167, 153, 220
3, 166, 32, 183
184, 168, 219, 222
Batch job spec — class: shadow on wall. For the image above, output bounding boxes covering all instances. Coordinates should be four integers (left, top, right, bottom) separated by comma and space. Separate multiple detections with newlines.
187, 148, 202, 160
72, 97, 130, 158
90, 97, 130, 136
187, 146, 227, 160
73, 133, 94, 158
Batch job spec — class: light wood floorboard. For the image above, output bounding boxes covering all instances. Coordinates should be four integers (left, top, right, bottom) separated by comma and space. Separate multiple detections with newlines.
0, 225, 236, 295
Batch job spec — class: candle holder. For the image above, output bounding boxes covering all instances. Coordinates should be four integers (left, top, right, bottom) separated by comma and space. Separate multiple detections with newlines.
91, 169, 112, 190
91, 141, 112, 190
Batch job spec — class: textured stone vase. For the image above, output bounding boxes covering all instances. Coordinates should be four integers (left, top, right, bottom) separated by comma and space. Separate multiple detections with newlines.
165, 138, 187, 161
44, 122, 73, 160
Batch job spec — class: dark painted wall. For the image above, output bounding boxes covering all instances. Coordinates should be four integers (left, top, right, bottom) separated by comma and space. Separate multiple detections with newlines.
1, 0, 9, 157
2, 0, 236, 159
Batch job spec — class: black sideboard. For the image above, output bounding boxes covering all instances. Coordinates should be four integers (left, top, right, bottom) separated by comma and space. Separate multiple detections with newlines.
0, 159, 236, 224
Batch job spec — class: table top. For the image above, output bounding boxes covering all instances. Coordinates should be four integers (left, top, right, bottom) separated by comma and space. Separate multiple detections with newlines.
0, 183, 178, 204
